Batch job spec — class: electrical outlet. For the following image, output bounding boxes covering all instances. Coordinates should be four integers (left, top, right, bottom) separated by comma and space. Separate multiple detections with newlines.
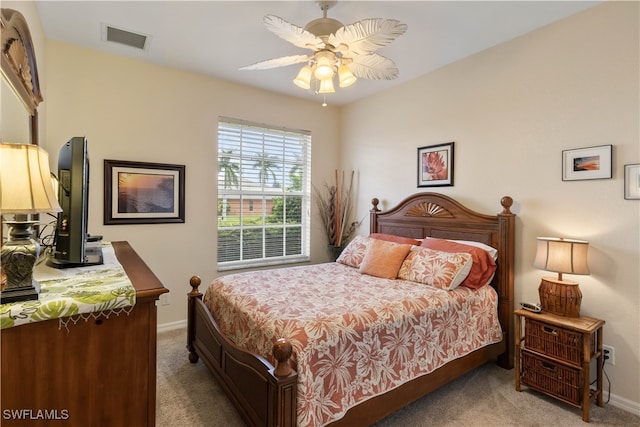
603, 345, 615, 365
159, 293, 170, 306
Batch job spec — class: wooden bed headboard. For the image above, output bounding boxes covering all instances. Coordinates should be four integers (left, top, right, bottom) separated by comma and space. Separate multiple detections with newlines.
370, 192, 516, 368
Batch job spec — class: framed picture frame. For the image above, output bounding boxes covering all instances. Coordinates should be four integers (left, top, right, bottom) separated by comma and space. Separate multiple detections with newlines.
562, 145, 612, 181
624, 163, 640, 200
104, 160, 185, 225
417, 142, 454, 187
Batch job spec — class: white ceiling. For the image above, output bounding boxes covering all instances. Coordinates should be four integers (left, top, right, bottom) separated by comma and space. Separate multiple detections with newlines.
35, 1, 602, 106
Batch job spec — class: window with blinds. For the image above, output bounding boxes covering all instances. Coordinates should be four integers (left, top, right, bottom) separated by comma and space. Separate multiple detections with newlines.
217, 117, 311, 270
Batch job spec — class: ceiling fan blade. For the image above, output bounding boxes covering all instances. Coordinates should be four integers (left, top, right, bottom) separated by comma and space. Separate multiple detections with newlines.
329, 19, 407, 55
347, 53, 400, 80
240, 54, 310, 71
264, 15, 325, 50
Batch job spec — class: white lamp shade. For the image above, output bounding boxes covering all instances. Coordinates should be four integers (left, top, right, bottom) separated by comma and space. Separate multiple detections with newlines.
314, 53, 335, 80
0, 143, 62, 214
318, 77, 335, 94
533, 237, 589, 275
293, 65, 312, 89
338, 64, 356, 88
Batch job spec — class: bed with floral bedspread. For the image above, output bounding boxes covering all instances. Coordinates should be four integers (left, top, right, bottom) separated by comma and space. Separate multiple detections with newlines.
204, 261, 502, 426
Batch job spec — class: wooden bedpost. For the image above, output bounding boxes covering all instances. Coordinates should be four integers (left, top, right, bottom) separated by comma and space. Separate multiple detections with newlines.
369, 198, 381, 234
187, 275, 202, 363
273, 338, 293, 377
497, 196, 515, 369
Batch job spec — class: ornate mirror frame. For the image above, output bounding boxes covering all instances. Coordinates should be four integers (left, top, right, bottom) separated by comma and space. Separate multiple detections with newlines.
1, 8, 43, 145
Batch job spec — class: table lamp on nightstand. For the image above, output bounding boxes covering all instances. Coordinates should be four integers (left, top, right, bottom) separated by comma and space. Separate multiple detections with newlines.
533, 237, 590, 317
0, 143, 62, 304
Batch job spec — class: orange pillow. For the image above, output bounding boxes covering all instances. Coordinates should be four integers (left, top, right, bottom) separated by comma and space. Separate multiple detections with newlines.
420, 238, 496, 289
359, 239, 412, 279
370, 233, 421, 246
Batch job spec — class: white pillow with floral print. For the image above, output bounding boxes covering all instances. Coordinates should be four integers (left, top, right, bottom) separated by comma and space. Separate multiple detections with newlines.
398, 247, 473, 290
336, 235, 370, 268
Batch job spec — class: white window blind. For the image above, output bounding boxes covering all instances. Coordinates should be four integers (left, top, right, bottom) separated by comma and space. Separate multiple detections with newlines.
217, 117, 311, 270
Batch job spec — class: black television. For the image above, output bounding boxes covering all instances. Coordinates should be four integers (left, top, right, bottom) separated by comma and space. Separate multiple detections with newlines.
48, 137, 103, 268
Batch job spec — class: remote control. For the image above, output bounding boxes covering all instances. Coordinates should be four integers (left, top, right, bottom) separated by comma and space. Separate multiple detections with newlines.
520, 302, 541, 312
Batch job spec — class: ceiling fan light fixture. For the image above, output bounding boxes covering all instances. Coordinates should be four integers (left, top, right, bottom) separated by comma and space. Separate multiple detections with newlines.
314, 52, 335, 80
294, 65, 312, 89
318, 77, 335, 94
243, 0, 407, 103
338, 64, 356, 88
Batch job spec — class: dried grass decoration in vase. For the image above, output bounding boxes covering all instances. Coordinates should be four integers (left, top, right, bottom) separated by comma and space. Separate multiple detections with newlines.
314, 170, 359, 261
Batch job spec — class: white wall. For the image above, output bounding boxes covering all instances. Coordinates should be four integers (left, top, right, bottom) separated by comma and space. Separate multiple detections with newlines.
341, 1, 639, 412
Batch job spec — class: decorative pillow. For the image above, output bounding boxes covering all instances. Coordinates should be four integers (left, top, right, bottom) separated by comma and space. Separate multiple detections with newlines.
426, 237, 498, 260
336, 235, 370, 268
398, 247, 472, 290
420, 238, 497, 289
359, 239, 413, 279
370, 233, 421, 246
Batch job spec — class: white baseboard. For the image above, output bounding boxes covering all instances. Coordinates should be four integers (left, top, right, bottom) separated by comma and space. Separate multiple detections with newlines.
604, 390, 640, 417
157, 319, 187, 333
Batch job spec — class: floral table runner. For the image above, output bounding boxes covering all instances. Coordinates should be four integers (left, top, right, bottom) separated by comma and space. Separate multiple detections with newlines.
0, 243, 136, 329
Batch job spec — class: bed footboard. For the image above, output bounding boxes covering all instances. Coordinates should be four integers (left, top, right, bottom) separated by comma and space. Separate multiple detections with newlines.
187, 276, 297, 427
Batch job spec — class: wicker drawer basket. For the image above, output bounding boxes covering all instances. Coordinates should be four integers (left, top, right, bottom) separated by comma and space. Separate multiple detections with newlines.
521, 351, 582, 405
524, 319, 593, 365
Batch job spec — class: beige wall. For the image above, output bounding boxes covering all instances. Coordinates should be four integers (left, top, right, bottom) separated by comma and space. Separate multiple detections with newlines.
41, 39, 341, 328
341, 1, 639, 412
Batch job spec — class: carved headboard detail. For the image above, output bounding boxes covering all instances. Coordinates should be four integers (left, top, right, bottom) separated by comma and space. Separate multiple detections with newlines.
1, 8, 42, 144
405, 202, 454, 218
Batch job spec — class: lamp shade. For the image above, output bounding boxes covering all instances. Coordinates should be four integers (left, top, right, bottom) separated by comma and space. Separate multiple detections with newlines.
533, 237, 589, 275
0, 143, 62, 214
338, 64, 356, 88
314, 51, 335, 80
293, 65, 312, 89
318, 77, 335, 94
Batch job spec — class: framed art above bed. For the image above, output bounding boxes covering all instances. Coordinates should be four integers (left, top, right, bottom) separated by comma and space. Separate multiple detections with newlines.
417, 142, 454, 187
187, 192, 515, 426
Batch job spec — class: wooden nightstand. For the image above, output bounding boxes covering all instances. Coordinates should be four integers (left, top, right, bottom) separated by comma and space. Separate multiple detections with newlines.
515, 309, 605, 422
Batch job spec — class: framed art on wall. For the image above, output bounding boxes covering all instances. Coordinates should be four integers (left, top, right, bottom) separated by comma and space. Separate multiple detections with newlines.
562, 145, 612, 181
417, 142, 454, 187
624, 163, 640, 200
104, 160, 185, 224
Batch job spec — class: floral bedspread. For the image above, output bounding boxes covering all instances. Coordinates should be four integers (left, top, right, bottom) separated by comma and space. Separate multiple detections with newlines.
204, 262, 502, 426
0, 243, 136, 329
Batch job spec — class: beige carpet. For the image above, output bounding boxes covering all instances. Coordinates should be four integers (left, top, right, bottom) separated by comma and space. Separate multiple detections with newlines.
157, 328, 639, 426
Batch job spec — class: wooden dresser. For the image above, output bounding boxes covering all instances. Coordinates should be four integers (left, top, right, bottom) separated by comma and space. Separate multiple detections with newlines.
0, 241, 167, 426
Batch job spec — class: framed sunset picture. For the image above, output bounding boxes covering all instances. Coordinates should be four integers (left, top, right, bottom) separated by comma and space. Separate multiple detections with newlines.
562, 145, 612, 181
104, 159, 185, 224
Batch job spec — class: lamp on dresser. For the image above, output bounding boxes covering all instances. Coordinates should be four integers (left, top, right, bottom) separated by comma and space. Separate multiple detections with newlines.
533, 236, 590, 317
0, 143, 62, 303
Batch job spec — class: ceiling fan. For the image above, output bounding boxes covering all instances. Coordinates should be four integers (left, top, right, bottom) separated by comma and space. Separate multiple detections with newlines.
240, 1, 408, 97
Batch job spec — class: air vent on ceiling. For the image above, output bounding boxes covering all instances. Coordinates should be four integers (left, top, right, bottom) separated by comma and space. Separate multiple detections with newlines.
102, 23, 151, 51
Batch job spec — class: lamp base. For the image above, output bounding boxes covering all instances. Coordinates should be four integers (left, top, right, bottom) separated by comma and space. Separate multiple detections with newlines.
0, 280, 40, 304
538, 277, 582, 317
0, 220, 41, 304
